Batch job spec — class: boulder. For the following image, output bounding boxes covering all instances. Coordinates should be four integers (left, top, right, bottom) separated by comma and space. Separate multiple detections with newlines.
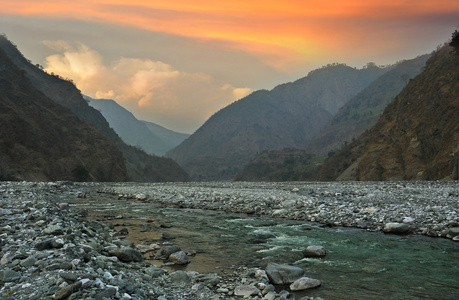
383, 223, 411, 234
169, 251, 190, 265
108, 247, 143, 262
160, 245, 181, 258
170, 270, 191, 284
302, 245, 326, 257
446, 227, 459, 239
234, 285, 260, 297
265, 263, 304, 285
289, 277, 321, 291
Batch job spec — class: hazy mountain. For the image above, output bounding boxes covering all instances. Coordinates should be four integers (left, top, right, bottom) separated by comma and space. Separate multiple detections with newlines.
167, 63, 389, 180
319, 43, 459, 181
0, 47, 128, 181
86, 97, 188, 156
142, 121, 189, 152
0, 35, 189, 182
304, 54, 430, 156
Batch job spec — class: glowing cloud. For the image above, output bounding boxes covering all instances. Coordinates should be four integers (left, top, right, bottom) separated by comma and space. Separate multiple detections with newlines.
4, 0, 458, 71
43, 41, 251, 132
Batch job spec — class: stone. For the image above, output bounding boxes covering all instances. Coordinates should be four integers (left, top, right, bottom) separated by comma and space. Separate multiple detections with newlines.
35, 239, 54, 250
53, 281, 82, 300
0, 269, 21, 282
160, 245, 181, 258
94, 287, 117, 300
59, 272, 78, 282
170, 271, 191, 284
59, 203, 70, 210
145, 266, 166, 278
195, 273, 220, 286
108, 247, 143, 262
265, 263, 304, 285
162, 232, 176, 240
169, 251, 190, 265
289, 277, 321, 291
20, 255, 37, 268
383, 223, 411, 234
446, 227, 459, 238
44, 225, 64, 236
234, 285, 260, 297
302, 245, 326, 257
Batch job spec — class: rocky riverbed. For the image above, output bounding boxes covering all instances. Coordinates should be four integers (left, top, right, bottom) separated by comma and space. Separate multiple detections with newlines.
100, 181, 459, 240
0, 181, 458, 300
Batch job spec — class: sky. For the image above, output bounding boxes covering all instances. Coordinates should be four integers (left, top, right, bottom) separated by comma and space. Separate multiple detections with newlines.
1, 1, 458, 133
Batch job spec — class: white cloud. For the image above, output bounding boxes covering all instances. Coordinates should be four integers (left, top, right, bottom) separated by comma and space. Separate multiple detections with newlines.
43, 41, 252, 133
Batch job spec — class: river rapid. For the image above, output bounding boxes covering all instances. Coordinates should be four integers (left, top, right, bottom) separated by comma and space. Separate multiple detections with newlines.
71, 181, 458, 299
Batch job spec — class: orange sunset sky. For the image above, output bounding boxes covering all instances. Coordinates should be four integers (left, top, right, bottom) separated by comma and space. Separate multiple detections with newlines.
1, 0, 458, 132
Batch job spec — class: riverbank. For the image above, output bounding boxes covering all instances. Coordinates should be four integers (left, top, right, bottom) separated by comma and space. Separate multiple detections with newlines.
1, 181, 458, 300
0, 181, 327, 300
99, 181, 459, 240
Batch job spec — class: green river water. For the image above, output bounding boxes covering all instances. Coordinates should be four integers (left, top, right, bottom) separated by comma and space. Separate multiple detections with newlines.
73, 196, 459, 300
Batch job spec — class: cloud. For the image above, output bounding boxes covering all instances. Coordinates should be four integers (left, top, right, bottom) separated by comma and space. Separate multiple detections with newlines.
43, 41, 252, 132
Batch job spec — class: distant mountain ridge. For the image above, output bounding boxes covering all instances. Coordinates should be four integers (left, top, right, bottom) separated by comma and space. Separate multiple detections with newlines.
85, 96, 189, 156
0, 35, 189, 182
319, 43, 459, 181
168, 63, 390, 180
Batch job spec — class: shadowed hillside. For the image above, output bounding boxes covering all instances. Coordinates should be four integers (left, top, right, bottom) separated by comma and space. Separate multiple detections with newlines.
319, 43, 459, 181
305, 54, 430, 156
168, 63, 389, 180
0, 35, 189, 182
0, 48, 127, 181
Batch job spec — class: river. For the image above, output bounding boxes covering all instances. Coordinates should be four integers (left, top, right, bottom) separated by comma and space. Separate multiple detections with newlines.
70, 186, 459, 300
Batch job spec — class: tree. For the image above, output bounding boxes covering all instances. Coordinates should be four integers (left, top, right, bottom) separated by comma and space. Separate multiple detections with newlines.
450, 30, 459, 52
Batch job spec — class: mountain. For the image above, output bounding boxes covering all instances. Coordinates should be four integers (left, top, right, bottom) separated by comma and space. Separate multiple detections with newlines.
304, 54, 430, 156
0, 35, 189, 182
142, 121, 189, 153
234, 148, 321, 181
319, 43, 459, 181
86, 97, 189, 156
0, 47, 128, 181
167, 63, 389, 180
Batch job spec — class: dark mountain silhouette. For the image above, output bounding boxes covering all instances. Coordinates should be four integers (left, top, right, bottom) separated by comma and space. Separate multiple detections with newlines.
319, 43, 459, 181
86, 96, 189, 156
167, 63, 389, 180
304, 54, 430, 156
0, 35, 189, 182
0, 47, 127, 181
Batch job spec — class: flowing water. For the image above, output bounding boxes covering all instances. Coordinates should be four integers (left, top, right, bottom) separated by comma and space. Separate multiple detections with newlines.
71, 195, 459, 300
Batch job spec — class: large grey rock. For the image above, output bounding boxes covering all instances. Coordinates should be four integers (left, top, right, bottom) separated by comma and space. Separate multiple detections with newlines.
446, 227, 459, 238
160, 245, 181, 258
234, 285, 260, 297
265, 263, 304, 285
168, 251, 190, 265
289, 277, 322, 291
302, 245, 326, 257
383, 223, 411, 234
53, 281, 82, 300
20, 255, 37, 267
0, 269, 21, 282
108, 247, 143, 262
170, 270, 191, 284
44, 224, 64, 235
